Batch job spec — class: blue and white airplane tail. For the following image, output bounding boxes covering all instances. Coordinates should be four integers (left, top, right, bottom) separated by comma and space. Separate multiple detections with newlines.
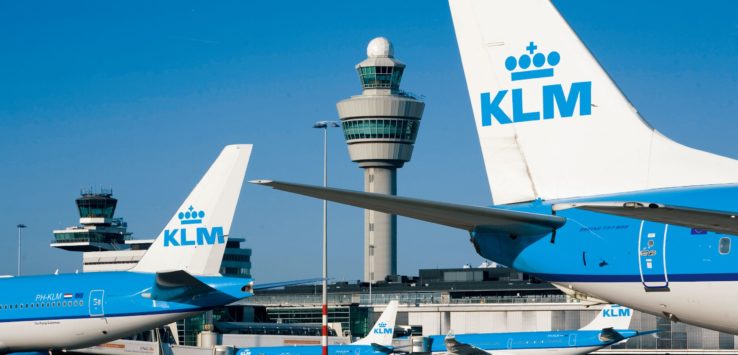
132, 144, 253, 276
579, 305, 633, 331
449, 0, 738, 205
353, 300, 399, 346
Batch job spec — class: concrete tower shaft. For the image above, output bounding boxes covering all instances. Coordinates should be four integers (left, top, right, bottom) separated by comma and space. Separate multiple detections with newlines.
336, 37, 425, 282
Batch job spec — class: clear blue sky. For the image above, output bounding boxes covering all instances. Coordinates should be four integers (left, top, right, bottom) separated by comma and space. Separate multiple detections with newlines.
0, 1, 736, 282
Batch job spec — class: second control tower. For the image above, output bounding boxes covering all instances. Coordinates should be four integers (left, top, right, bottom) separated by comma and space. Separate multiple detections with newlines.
337, 37, 425, 282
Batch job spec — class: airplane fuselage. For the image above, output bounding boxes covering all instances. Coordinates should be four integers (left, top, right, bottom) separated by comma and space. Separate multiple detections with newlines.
476, 184, 738, 334
0, 271, 249, 352
237, 344, 390, 355
429, 329, 638, 355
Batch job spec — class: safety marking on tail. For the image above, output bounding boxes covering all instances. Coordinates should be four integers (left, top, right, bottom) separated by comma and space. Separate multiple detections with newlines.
481, 41, 592, 126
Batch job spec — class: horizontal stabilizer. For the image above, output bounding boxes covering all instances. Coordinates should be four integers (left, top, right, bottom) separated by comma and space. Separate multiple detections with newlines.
151, 270, 216, 302
253, 278, 323, 291
600, 328, 659, 344
251, 180, 565, 236
598, 327, 625, 343
444, 334, 489, 355
370, 344, 395, 354
556, 202, 738, 236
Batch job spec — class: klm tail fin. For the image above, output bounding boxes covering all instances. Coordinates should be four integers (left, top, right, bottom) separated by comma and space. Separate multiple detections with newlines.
131, 145, 252, 276
353, 301, 399, 346
579, 305, 633, 331
449, 0, 738, 205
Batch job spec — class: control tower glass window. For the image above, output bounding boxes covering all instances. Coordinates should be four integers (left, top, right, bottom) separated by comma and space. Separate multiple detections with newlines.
77, 196, 117, 219
342, 119, 419, 141
358, 66, 403, 90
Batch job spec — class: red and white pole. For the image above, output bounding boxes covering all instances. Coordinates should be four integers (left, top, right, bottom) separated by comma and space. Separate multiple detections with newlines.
315, 122, 337, 355
314, 121, 338, 355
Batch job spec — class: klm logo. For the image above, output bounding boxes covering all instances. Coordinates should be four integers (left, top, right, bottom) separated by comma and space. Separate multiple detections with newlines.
603, 307, 631, 318
374, 322, 393, 335
480, 41, 592, 126
164, 206, 225, 247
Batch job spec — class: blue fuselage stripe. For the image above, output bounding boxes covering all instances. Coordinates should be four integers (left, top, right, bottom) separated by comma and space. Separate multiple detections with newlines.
534, 273, 738, 283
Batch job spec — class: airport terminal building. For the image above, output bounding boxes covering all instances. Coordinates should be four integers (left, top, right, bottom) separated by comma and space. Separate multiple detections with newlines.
243, 266, 738, 353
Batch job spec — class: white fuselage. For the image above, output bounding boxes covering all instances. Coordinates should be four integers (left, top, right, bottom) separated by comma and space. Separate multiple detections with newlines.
0, 311, 198, 352
567, 281, 738, 334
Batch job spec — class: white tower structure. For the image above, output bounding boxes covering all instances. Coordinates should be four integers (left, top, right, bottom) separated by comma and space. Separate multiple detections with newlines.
337, 37, 425, 282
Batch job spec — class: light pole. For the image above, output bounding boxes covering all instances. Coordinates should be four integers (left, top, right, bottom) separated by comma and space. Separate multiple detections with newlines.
313, 120, 339, 355
16, 224, 26, 276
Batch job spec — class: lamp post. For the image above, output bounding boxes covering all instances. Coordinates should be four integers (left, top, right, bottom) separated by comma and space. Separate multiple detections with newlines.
16, 224, 27, 276
313, 120, 339, 355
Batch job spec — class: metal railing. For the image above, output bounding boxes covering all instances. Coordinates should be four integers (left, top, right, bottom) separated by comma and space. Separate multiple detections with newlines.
243, 292, 572, 306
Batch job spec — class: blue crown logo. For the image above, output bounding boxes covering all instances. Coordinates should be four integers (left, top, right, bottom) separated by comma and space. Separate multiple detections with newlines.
378, 322, 387, 328
178, 205, 205, 225
505, 41, 560, 82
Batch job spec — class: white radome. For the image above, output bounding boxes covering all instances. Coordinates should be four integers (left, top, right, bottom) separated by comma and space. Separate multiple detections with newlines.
367, 37, 394, 58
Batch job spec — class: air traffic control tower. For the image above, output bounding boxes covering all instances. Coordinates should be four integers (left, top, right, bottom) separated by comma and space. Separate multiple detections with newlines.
337, 37, 424, 282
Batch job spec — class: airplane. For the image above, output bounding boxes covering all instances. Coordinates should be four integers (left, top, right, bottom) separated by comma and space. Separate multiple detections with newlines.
235, 301, 399, 355
427, 305, 656, 355
251, 0, 738, 336
0, 144, 255, 352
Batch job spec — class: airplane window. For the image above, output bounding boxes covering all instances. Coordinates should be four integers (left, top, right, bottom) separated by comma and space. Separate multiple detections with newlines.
62, 301, 66, 307
80, 300, 84, 306
720, 237, 731, 254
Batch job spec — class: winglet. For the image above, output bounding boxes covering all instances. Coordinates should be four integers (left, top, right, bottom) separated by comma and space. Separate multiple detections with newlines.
249, 179, 273, 184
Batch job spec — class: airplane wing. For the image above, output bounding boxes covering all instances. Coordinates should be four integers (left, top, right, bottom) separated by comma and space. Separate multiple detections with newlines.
554, 201, 738, 236
444, 336, 490, 355
251, 180, 565, 236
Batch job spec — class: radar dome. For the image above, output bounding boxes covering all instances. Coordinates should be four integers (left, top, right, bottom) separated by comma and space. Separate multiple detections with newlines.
367, 37, 394, 58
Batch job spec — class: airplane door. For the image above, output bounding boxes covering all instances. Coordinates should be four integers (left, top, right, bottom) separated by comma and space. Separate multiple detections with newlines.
89, 290, 105, 317
638, 221, 669, 290
568, 334, 576, 347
